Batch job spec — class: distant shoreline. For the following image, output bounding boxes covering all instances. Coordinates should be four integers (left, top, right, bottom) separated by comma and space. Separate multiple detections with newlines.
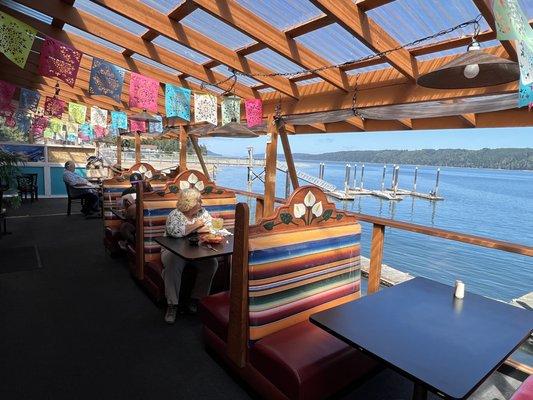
271, 148, 533, 171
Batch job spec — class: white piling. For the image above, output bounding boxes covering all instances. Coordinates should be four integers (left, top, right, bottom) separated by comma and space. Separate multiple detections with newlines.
344, 164, 351, 194
360, 164, 365, 190
413, 166, 419, 192
434, 168, 441, 196
353, 164, 358, 189
381, 165, 387, 191
393, 165, 400, 195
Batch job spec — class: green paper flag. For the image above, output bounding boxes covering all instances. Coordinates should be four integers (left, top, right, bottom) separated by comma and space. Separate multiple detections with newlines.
0, 11, 37, 68
68, 102, 87, 124
493, 0, 533, 41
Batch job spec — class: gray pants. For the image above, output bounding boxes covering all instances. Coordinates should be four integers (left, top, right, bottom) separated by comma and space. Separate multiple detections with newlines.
161, 249, 218, 305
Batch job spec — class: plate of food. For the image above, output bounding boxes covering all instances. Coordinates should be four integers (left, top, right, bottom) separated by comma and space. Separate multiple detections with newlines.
200, 233, 223, 244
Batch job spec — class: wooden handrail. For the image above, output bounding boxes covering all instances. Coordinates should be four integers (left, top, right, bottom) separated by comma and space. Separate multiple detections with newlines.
225, 188, 533, 258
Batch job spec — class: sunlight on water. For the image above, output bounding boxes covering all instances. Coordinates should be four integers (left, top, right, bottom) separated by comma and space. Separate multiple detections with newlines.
215, 162, 533, 302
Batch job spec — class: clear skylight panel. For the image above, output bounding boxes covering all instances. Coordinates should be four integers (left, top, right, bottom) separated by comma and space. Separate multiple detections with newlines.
211, 65, 260, 87
140, 0, 184, 14
0, 0, 53, 24
181, 9, 254, 50
63, 24, 125, 52
295, 77, 323, 86
130, 53, 181, 75
367, 0, 490, 49
345, 63, 389, 74
152, 36, 211, 64
74, 0, 148, 36
297, 23, 375, 65
236, 0, 323, 30
186, 77, 224, 94
247, 48, 305, 77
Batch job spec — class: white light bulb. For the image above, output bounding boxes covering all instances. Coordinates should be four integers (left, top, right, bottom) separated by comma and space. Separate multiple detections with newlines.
464, 64, 480, 79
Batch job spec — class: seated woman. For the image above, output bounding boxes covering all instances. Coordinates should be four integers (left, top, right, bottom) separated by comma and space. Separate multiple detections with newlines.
118, 173, 153, 248
162, 188, 218, 324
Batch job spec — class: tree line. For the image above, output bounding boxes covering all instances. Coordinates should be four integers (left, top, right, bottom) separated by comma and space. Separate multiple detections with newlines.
290, 148, 533, 170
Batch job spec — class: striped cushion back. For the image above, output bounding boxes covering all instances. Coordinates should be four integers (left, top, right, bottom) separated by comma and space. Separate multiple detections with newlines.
102, 163, 167, 232
141, 170, 236, 265
247, 186, 361, 341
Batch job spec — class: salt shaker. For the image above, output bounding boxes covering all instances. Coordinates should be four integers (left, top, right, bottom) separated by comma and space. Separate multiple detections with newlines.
454, 280, 465, 299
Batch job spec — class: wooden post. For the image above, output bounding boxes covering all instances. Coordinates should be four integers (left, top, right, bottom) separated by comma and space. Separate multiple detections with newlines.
279, 128, 299, 190
179, 125, 188, 171
134, 132, 141, 164
263, 115, 279, 216
255, 198, 264, 223
227, 202, 249, 368
116, 135, 122, 168
135, 182, 145, 281
190, 135, 210, 179
368, 224, 385, 294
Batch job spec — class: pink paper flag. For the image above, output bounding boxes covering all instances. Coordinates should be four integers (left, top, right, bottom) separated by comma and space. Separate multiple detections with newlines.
31, 116, 49, 139
245, 99, 263, 128
130, 119, 146, 132
94, 125, 107, 138
44, 96, 66, 118
129, 72, 158, 112
0, 79, 16, 109
38, 36, 82, 87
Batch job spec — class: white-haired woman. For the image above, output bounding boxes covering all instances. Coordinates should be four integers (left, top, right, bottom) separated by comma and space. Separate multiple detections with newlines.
161, 188, 218, 324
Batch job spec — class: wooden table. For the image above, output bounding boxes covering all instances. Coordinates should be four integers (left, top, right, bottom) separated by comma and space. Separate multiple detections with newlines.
310, 277, 533, 400
155, 233, 234, 261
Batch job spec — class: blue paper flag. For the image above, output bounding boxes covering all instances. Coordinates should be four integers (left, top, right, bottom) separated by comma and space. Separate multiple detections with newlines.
518, 80, 533, 108
111, 111, 127, 130
19, 88, 40, 111
89, 57, 125, 103
79, 122, 94, 142
165, 84, 190, 121
14, 109, 31, 133
149, 115, 163, 133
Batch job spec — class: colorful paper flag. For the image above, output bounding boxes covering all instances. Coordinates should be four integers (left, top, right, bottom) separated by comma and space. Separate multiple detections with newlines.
493, 0, 533, 41
245, 99, 262, 128
44, 96, 66, 118
19, 88, 40, 112
518, 40, 533, 85
148, 115, 163, 133
194, 93, 217, 125
165, 84, 190, 120
68, 102, 87, 124
90, 106, 108, 127
79, 122, 93, 142
518, 80, 533, 108
89, 57, 124, 102
49, 117, 63, 135
14, 109, 31, 134
66, 122, 78, 142
0, 79, 16, 109
43, 127, 54, 139
111, 111, 127, 130
38, 36, 82, 87
129, 72, 158, 112
0, 11, 37, 68
94, 125, 107, 139
31, 116, 48, 139
130, 119, 146, 132
221, 95, 241, 125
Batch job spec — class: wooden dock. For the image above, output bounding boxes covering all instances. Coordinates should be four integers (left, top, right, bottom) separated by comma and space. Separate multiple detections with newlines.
360, 256, 414, 287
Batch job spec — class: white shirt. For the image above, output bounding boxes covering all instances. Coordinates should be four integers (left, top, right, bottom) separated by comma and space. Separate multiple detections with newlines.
165, 208, 212, 238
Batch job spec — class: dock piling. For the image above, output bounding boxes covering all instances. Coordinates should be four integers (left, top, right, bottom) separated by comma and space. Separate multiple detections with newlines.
344, 164, 351, 193
353, 164, 358, 189
413, 167, 418, 192
360, 164, 365, 190
381, 165, 387, 191
434, 168, 441, 196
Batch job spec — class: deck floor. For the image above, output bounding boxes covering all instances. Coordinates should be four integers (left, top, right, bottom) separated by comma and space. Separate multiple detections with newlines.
0, 199, 522, 400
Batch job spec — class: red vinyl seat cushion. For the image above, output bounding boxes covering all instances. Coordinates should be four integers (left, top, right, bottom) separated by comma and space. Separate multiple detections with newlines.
199, 291, 230, 342
511, 375, 533, 400
249, 320, 378, 400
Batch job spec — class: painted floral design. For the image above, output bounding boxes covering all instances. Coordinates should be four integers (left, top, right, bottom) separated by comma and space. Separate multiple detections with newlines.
294, 190, 323, 223
179, 173, 205, 191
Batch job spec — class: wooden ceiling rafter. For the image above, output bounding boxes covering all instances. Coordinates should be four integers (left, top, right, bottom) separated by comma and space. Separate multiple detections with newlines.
90, 0, 299, 98
191, 0, 350, 92
0, 5, 205, 94
472, 0, 517, 60
12, 0, 256, 98
309, 0, 417, 80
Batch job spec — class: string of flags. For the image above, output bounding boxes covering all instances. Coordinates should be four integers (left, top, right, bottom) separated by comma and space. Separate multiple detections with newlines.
0, 10, 264, 145
493, 0, 533, 109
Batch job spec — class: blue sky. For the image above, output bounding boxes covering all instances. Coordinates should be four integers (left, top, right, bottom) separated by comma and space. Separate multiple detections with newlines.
202, 127, 533, 156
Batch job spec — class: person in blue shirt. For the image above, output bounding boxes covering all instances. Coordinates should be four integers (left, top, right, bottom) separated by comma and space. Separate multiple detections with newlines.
62, 160, 99, 216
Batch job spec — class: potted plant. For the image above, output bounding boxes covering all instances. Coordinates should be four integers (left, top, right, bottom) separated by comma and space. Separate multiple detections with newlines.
0, 148, 24, 208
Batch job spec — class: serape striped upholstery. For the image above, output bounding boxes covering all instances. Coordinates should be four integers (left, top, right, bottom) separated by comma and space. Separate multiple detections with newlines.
247, 186, 361, 341
141, 170, 236, 265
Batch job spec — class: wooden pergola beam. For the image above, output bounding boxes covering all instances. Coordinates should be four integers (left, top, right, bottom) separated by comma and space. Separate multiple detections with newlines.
458, 114, 477, 127
354, 0, 396, 12
91, 0, 298, 98
472, 0, 517, 60
13, 0, 255, 99
167, 0, 197, 20
310, 0, 417, 80
261, 45, 517, 114
284, 14, 334, 38
192, 0, 351, 92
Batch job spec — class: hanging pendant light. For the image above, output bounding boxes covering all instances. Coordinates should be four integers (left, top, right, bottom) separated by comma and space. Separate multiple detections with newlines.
417, 38, 519, 89
129, 109, 160, 122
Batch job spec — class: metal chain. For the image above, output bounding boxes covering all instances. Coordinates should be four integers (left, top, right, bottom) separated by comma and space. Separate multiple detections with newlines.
234, 15, 483, 79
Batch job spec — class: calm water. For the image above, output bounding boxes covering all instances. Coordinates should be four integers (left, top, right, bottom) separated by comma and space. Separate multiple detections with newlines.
214, 161, 533, 302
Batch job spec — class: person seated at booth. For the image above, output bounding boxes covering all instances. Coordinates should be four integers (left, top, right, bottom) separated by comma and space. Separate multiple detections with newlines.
62, 160, 99, 215
118, 173, 152, 247
162, 188, 218, 324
